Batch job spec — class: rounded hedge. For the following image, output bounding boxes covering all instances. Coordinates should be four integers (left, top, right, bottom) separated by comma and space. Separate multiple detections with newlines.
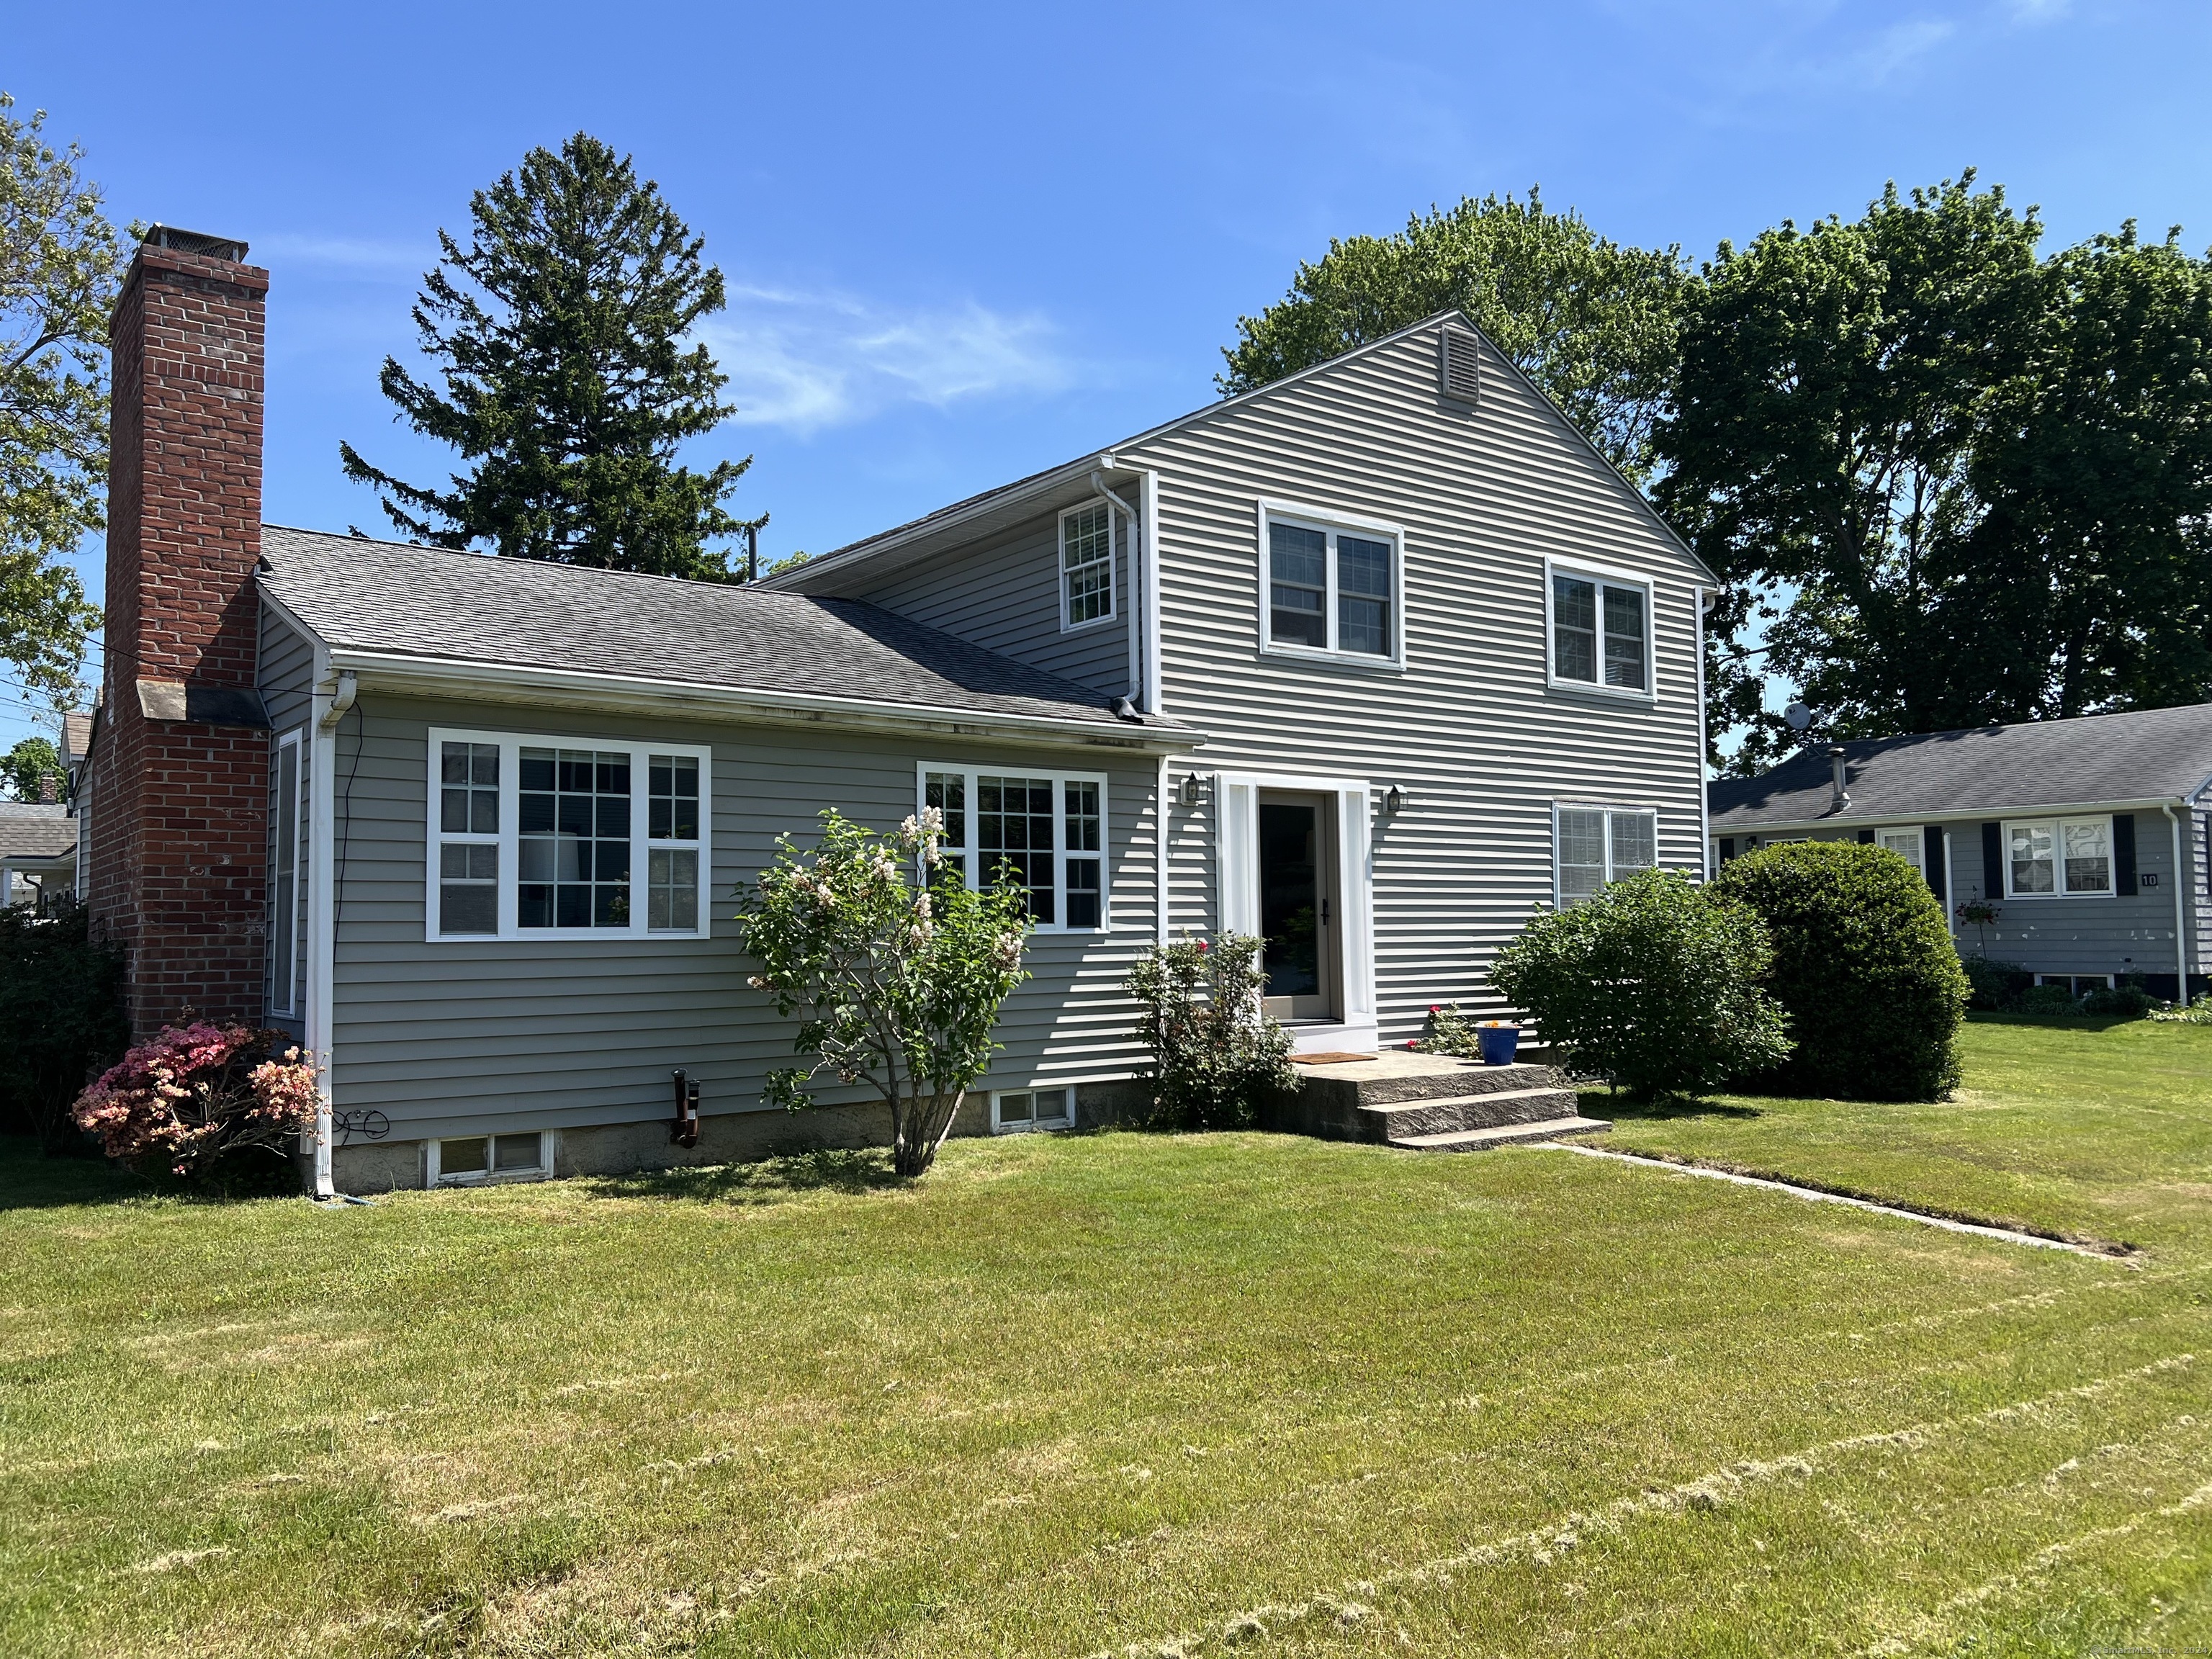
1708, 840, 1968, 1101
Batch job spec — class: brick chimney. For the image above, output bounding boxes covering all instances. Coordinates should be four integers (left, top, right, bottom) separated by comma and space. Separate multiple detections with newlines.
81, 227, 273, 1032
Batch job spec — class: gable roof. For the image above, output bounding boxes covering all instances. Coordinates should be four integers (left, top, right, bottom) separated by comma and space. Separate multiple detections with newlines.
761, 311, 1717, 594
1708, 703, 2212, 830
0, 803, 77, 859
256, 526, 1189, 738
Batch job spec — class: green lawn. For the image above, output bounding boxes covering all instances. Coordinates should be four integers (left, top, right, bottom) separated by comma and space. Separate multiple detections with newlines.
4, 1019, 2210, 1656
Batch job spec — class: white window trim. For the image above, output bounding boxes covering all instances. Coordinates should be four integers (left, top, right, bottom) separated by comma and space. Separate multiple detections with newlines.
1255, 498, 1409, 672
269, 726, 307, 1016
1875, 827, 1927, 878
1543, 556, 1658, 703
990, 1085, 1075, 1135
424, 727, 714, 943
2002, 814, 2117, 900
917, 763, 1110, 935
427, 1128, 551, 1186
1058, 498, 1118, 634
1552, 802, 1661, 909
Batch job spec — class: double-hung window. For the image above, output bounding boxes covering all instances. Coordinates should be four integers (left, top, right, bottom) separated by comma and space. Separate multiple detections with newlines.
2005, 815, 2113, 898
1258, 501, 1405, 665
1876, 828, 1925, 878
1060, 501, 1115, 631
1547, 562, 1652, 696
428, 729, 711, 941
920, 765, 1107, 932
1554, 804, 1658, 907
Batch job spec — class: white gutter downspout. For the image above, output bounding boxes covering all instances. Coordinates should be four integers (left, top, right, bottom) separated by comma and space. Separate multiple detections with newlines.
307, 654, 346, 1198
2166, 803, 2190, 999
1695, 588, 1712, 880
1093, 467, 1172, 943
1090, 469, 1146, 711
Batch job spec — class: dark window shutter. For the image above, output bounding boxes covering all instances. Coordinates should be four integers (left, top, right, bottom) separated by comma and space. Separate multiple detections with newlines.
1856, 828, 1876, 845
2113, 813, 2136, 891
1718, 837, 1735, 861
1437, 328, 1482, 405
1924, 826, 1946, 901
1982, 822, 2004, 898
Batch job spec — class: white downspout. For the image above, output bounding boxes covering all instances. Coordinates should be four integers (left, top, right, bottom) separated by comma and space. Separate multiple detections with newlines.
1141, 469, 1164, 716
307, 651, 344, 1198
1091, 470, 1144, 711
1156, 754, 1172, 948
1695, 588, 1712, 880
2166, 803, 2190, 999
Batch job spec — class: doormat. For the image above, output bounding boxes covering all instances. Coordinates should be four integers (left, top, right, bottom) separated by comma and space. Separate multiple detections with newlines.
1292, 1051, 1377, 1065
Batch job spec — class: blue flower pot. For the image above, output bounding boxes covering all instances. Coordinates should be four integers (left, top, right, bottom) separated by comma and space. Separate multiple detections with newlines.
1478, 1026, 1519, 1066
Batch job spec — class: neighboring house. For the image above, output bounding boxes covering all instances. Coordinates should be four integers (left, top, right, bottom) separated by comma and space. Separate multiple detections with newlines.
0, 802, 77, 908
1708, 706, 2212, 1000
76, 227, 1714, 1194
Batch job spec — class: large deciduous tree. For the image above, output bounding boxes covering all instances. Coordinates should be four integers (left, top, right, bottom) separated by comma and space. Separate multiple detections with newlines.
0, 93, 114, 707
1218, 190, 1690, 485
341, 132, 763, 580
1658, 174, 2212, 773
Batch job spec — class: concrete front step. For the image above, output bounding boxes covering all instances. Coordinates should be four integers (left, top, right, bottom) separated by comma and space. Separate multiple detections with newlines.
1362, 1087, 1584, 1141
1393, 1115, 1613, 1153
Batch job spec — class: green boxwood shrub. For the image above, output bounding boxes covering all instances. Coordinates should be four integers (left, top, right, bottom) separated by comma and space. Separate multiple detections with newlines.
1488, 868, 1791, 1100
1960, 956, 2033, 1012
1709, 841, 1968, 1101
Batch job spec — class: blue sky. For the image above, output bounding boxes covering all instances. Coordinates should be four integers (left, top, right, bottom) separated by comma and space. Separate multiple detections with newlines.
6, 0, 2211, 749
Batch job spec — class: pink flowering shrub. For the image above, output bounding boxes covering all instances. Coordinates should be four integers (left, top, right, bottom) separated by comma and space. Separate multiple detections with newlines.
72, 1022, 318, 1179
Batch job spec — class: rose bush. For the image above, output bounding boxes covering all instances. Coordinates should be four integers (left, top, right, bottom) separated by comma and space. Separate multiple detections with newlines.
72, 1023, 318, 1179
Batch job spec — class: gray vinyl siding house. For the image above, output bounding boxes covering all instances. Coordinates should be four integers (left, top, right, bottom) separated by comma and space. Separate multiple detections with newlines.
256, 313, 1716, 1192
1707, 705, 2212, 1000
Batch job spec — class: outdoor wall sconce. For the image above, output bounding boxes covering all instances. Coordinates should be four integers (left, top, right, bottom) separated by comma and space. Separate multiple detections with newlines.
1177, 773, 1210, 808
670, 1069, 701, 1148
1382, 783, 1409, 814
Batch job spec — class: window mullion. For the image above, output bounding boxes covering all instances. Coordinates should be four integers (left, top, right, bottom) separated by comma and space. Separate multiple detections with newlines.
1324, 531, 1339, 653
500, 739, 518, 939
1052, 773, 1066, 934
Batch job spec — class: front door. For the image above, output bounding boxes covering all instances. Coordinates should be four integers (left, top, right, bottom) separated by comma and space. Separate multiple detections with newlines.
1257, 791, 1337, 1020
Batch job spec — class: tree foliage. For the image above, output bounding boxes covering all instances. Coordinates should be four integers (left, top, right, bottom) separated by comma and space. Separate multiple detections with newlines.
341, 132, 763, 580
1, 733, 62, 801
1657, 175, 2212, 772
0, 899, 125, 1147
1125, 934, 1298, 1130
1488, 868, 1791, 1100
0, 92, 114, 706
1709, 841, 1968, 1102
737, 809, 1030, 1179
1219, 190, 1690, 483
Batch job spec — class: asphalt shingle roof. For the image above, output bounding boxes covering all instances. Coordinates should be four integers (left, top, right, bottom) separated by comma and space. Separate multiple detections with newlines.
257, 526, 1179, 733
0, 803, 77, 858
1709, 703, 2212, 830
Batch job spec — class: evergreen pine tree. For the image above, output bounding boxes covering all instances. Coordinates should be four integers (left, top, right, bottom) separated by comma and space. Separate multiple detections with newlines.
341, 132, 763, 580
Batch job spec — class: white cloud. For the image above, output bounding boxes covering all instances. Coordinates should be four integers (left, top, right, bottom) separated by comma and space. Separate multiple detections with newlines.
250, 233, 430, 277
701, 287, 1075, 433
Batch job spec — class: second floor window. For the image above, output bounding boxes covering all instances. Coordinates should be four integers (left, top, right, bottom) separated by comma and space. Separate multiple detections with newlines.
1061, 501, 1115, 629
1259, 505, 1403, 664
1550, 567, 1650, 695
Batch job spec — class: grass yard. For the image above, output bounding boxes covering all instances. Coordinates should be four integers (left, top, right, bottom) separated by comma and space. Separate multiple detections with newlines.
4, 1018, 2210, 1656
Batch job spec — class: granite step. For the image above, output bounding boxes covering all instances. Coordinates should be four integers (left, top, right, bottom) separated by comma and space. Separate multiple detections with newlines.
1393, 1115, 1613, 1153
1361, 1087, 1585, 1142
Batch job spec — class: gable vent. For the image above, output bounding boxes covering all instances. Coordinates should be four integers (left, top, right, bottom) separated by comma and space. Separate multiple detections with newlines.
1437, 327, 1482, 406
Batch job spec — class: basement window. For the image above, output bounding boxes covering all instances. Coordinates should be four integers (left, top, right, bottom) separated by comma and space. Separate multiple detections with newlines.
993, 1087, 1073, 1133
429, 1130, 549, 1184
1554, 804, 1658, 907
426, 729, 711, 942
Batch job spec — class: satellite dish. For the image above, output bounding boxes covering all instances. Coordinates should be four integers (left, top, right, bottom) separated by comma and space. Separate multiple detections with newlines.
1784, 701, 1812, 732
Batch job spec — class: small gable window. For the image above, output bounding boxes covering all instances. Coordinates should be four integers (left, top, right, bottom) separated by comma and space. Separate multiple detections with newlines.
1257, 501, 1406, 668
1060, 501, 1115, 631
1547, 562, 1653, 698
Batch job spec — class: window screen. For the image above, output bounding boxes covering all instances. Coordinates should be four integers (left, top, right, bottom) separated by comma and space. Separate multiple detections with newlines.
646, 754, 700, 932
1337, 536, 1393, 656
1268, 523, 1328, 649
437, 740, 499, 937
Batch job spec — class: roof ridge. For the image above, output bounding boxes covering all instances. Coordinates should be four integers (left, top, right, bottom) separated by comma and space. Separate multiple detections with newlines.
259, 523, 793, 601
1831, 701, 2212, 750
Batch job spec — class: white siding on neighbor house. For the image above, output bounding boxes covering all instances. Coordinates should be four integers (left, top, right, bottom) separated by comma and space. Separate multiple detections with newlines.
1123, 325, 1711, 1040
322, 691, 1162, 1144
852, 507, 1134, 700
258, 602, 319, 1040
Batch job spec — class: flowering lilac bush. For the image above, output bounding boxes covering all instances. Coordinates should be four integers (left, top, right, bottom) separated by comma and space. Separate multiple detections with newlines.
72, 1022, 318, 1179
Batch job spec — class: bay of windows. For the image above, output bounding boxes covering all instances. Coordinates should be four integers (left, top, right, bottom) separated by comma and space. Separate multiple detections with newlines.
921, 766, 1107, 932
429, 729, 709, 940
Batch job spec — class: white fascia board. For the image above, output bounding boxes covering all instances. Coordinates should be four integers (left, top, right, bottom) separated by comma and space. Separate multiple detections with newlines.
323, 649, 1208, 755
1711, 796, 2190, 836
